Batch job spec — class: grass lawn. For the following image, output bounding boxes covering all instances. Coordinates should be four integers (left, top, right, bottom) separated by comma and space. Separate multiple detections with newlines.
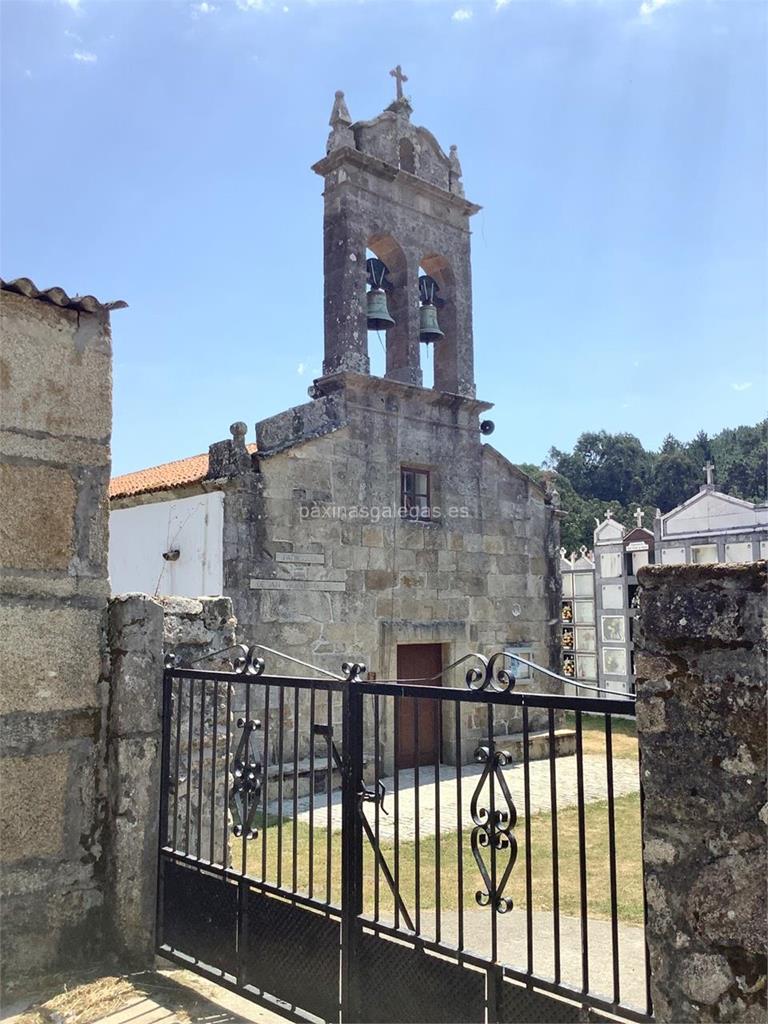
245, 789, 644, 927
563, 711, 639, 759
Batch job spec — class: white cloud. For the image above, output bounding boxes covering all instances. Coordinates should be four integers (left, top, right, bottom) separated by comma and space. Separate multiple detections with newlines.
452, 7, 472, 20
297, 362, 306, 376
72, 50, 97, 62
191, 1, 217, 14
64, 28, 81, 39
61, 0, 83, 10
236, 0, 268, 9
495, 0, 511, 9
731, 382, 753, 392
24, 69, 32, 78
639, 0, 674, 19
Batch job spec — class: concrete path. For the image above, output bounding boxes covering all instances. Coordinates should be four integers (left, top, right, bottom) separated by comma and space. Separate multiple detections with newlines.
271, 753, 640, 840
415, 908, 649, 1014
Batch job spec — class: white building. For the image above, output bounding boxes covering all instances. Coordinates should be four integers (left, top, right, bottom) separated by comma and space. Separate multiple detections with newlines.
655, 463, 768, 565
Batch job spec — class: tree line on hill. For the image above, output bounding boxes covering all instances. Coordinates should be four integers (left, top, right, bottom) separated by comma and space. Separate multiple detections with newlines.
520, 420, 767, 552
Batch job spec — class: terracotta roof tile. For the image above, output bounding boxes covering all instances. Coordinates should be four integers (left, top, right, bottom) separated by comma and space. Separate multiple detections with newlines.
1, 276, 128, 312
110, 444, 257, 500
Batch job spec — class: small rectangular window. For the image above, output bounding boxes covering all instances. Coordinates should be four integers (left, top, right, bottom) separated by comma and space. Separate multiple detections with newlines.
401, 467, 431, 520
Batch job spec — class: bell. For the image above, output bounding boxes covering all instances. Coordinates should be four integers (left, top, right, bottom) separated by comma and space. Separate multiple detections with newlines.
367, 288, 395, 331
419, 303, 444, 343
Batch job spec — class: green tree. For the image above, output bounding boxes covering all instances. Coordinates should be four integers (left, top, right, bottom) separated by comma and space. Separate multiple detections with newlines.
651, 452, 701, 512
547, 431, 652, 506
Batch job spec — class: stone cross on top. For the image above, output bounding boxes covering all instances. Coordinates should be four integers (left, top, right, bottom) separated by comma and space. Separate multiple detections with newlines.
390, 64, 408, 100
704, 461, 715, 486
634, 507, 644, 528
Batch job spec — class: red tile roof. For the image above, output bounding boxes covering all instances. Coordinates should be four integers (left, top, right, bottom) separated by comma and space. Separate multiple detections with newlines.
110, 444, 257, 500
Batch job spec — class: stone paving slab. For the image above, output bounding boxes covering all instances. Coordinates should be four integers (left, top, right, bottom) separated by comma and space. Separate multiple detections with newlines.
271, 753, 640, 840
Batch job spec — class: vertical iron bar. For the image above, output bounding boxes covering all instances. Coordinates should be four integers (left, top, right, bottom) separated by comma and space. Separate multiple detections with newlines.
292, 688, 300, 893
209, 679, 219, 864
605, 715, 621, 1006
326, 688, 332, 905
488, 704, 498, 964
575, 710, 589, 993
373, 693, 380, 921
172, 677, 183, 852
222, 679, 232, 867
185, 677, 195, 855
340, 681, 364, 1022
241, 681, 251, 877
414, 696, 421, 935
523, 706, 533, 976
155, 669, 174, 949
393, 695, 401, 930
434, 694, 441, 944
455, 702, 464, 951
548, 708, 561, 984
196, 678, 206, 860
277, 686, 285, 889
261, 684, 271, 882
309, 685, 316, 898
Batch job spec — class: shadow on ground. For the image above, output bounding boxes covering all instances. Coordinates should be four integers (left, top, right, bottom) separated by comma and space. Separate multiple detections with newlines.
4, 964, 288, 1024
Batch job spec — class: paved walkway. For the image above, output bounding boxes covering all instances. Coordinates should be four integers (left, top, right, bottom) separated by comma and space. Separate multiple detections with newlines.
271, 753, 640, 840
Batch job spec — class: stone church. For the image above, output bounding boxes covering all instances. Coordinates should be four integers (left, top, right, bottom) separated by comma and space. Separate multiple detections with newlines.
110, 78, 562, 763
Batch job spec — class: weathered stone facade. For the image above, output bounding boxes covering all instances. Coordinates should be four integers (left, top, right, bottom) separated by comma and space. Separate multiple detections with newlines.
0, 285, 116, 992
218, 372, 562, 767
635, 562, 767, 1023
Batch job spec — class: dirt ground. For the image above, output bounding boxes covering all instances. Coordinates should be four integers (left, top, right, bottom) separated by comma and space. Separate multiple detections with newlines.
3, 964, 290, 1024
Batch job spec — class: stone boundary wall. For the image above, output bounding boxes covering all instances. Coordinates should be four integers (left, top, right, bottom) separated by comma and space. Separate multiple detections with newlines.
105, 594, 236, 966
0, 292, 114, 994
635, 562, 767, 1023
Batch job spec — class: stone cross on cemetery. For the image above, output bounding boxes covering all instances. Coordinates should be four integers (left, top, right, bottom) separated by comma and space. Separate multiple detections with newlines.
704, 460, 715, 485
634, 507, 644, 528
390, 64, 408, 100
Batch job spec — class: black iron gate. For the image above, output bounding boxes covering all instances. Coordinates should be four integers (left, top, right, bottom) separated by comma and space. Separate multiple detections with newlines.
156, 648, 653, 1024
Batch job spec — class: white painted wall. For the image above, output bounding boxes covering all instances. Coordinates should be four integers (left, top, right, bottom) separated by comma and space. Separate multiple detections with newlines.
109, 491, 224, 597
664, 492, 761, 536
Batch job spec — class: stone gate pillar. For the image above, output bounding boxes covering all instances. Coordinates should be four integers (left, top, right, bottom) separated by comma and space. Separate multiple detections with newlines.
635, 562, 767, 1023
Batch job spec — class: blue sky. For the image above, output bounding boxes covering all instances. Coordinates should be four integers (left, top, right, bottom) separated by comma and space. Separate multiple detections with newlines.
3, 0, 766, 476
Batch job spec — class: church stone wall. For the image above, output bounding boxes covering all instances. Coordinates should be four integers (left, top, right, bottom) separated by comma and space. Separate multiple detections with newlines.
223, 374, 560, 768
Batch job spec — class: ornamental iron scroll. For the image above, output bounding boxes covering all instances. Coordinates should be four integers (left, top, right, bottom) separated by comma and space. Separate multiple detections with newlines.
230, 717, 262, 839
465, 651, 516, 693
469, 744, 518, 913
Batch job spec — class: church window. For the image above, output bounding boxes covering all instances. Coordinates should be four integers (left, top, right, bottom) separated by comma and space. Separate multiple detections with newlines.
401, 467, 431, 520
504, 644, 533, 680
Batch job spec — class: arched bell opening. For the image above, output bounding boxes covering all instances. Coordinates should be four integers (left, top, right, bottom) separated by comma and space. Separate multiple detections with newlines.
418, 254, 454, 391
366, 234, 418, 384
398, 138, 416, 174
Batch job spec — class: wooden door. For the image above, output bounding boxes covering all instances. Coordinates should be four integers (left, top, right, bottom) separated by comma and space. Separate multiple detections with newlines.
396, 644, 442, 769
